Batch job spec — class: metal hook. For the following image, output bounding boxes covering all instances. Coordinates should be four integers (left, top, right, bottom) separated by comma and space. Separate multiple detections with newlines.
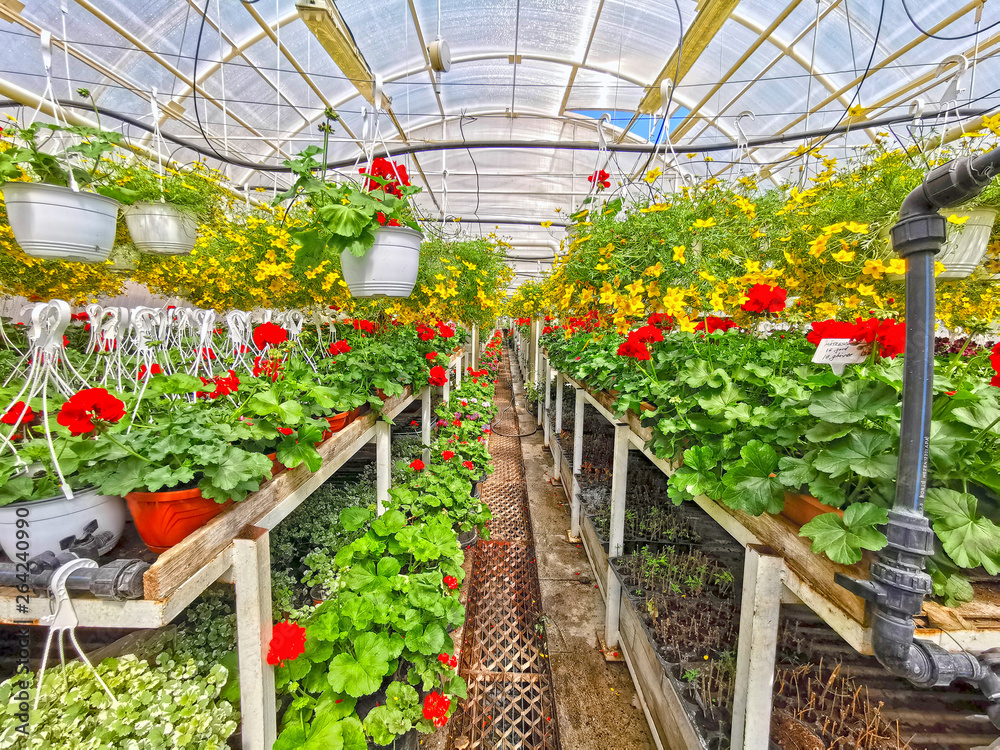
735, 110, 755, 150
935, 54, 969, 110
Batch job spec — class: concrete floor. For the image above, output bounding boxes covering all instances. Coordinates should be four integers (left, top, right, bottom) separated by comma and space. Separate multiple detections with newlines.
424, 367, 654, 750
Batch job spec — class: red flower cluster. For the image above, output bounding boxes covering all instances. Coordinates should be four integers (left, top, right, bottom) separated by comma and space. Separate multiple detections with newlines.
443, 575, 459, 590
417, 323, 437, 341
410, 459, 426, 471
442, 450, 455, 460
437, 653, 458, 669
647, 312, 674, 330
807, 317, 906, 359
463, 460, 475, 470
70, 312, 89, 322
436, 321, 455, 338
423, 691, 451, 728
277, 427, 295, 436
376, 211, 401, 227
350, 319, 376, 336
329, 340, 352, 356
253, 322, 288, 351
588, 169, 611, 190
567, 310, 600, 333
198, 370, 241, 400
515, 317, 531, 326
266, 621, 306, 666
694, 316, 737, 334
57, 388, 126, 436
137, 363, 163, 380
360, 157, 411, 198
253, 356, 284, 382
1, 401, 33, 427
616, 324, 664, 361
425, 351, 438, 361
452, 419, 461, 427
741, 284, 787, 314
990, 343, 1000, 387
429, 365, 448, 387
542, 325, 555, 335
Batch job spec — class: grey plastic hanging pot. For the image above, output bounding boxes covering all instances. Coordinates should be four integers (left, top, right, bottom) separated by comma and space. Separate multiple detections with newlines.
124, 201, 198, 256
339, 225, 422, 298
0, 487, 126, 559
2, 182, 119, 262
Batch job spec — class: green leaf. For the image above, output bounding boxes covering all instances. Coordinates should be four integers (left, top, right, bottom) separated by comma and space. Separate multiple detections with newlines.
96, 456, 148, 496
147, 373, 206, 395
804, 422, 853, 443
807, 474, 848, 507
327, 632, 393, 697
317, 202, 374, 237
777, 454, 817, 488
202, 447, 271, 491
808, 380, 898, 424
142, 464, 195, 492
925, 488, 1000, 574
952, 396, 1000, 432
667, 445, 720, 503
0, 474, 33, 507
799, 503, 888, 564
812, 431, 897, 480
340, 507, 373, 532
720, 440, 784, 515
277, 439, 323, 473
371, 509, 407, 536
929, 565, 975, 608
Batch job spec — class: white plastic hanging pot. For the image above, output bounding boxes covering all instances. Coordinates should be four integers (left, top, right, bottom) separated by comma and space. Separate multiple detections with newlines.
936, 207, 997, 279
124, 201, 198, 255
0, 487, 126, 559
884, 207, 998, 280
1, 182, 119, 263
340, 225, 422, 298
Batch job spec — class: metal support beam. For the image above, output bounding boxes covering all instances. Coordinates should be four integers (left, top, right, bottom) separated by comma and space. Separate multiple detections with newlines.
731, 545, 785, 750
233, 529, 276, 750
375, 420, 391, 515
605, 423, 630, 647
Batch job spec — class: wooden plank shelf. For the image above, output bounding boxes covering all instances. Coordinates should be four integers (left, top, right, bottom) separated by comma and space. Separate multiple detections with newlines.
541, 361, 1000, 657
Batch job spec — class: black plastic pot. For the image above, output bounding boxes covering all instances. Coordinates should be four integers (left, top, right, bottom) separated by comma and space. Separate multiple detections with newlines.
458, 527, 479, 549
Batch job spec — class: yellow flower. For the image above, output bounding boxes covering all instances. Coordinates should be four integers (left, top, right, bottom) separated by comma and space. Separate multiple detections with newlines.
946, 214, 969, 225
341, 197, 351, 205
640, 203, 670, 213
857, 283, 876, 297
541, 220, 553, 228
672, 245, 686, 264
692, 218, 716, 229
595, 262, 610, 272
862, 259, 886, 279
676, 315, 697, 333
699, 271, 717, 282
885, 258, 907, 275
934, 261, 946, 276
832, 248, 856, 262
844, 221, 869, 234
643, 262, 665, 278
644, 168, 662, 184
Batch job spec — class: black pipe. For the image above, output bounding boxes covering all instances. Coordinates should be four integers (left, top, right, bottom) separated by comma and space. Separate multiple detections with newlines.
0, 98, 991, 173
837, 150, 1000, 724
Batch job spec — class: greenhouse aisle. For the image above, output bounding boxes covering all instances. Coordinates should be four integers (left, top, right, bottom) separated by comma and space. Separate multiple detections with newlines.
443, 347, 653, 749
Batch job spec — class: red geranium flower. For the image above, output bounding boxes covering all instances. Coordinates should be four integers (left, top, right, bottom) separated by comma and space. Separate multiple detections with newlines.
360, 157, 410, 198
423, 690, 451, 728
695, 316, 737, 334
137, 363, 163, 380
437, 322, 455, 338
588, 169, 611, 190
437, 653, 459, 669
630, 325, 664, 345
616, 338, 650, 361
436, 419, 447, 427
253, 322, 288, 351
277, 427, 294, 436
443, 575, 459, 590
425, 351, 438, 361
463, 460, 475, 470
442, 450, 455, 460
253, 356, 284, 382
410, 420, 419, 427
410, 459, 426, 471
352, 319, 375, 335
741, 284, 787, 314
329, 340, 352, 356
57, 388, 126, 436
452, 419, 461, 427
429, 366, 448, 387
266, 621, 306, 666
1, 401, 34, 427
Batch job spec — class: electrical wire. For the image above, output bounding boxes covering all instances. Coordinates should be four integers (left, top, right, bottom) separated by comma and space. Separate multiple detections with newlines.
900, 0, 1000, 41
192, 0, 229, 162
458, 111, 481, 225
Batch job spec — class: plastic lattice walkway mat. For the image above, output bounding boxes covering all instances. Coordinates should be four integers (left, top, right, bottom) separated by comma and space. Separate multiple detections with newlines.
446, 350, 561, 750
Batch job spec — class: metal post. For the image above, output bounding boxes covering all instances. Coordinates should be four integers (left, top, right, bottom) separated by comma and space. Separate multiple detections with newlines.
376, 420, 391, 516
605, 423, 630, 647
731, 545, 784, 750
570, 386, 585, 540
472, 324, 480, 370
234, 529, 276, 750
555, 372, 564, 434
421, 385, 432, 466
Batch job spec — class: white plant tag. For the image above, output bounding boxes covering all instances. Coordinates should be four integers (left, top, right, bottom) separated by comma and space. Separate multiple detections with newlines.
812, 338, 868, 375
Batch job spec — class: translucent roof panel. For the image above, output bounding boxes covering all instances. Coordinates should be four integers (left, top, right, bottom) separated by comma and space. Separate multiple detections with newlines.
2, 0, 999, 254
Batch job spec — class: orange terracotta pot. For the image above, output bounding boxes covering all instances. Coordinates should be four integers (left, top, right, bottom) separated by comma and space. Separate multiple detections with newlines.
326, 412, 349, 433
265, 452, 285, 478
126, 487, 232, 553
780, 491, 844, 527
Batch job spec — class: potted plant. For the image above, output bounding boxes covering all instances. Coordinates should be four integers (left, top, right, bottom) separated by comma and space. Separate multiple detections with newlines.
114, 161, 221, 256
0, 123, 128, 262
0, 393, 127, 559
276, 113, 424, 298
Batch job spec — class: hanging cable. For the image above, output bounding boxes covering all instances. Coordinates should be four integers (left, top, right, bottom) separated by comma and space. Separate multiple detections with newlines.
192, 0, 230, 162
900, 0, 1000, 41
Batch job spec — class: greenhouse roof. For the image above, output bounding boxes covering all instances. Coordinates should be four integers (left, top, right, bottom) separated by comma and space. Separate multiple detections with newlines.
2, 0, 999, 281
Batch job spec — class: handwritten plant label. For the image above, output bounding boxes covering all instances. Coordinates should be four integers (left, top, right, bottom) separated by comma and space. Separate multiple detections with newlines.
812, 338, 868, 375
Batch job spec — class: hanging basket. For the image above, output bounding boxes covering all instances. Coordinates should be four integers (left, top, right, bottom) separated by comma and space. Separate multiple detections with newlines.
339, 226, 422, 298
1, 182, 119, 262
0, 488, 126, 560
936, 208, 998, 279
123, 201, 198, 256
